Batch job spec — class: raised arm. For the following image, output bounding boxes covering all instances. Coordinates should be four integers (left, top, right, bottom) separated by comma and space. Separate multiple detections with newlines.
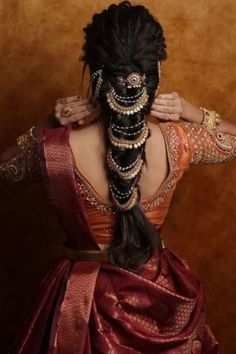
0, 126, 41, 183
179, 121, 236, 164
0, 95, 97, 184
150, 91, 236, 164
0, 112, 61, 184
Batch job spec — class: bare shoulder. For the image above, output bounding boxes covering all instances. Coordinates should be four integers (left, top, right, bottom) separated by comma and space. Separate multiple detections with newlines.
69, 119, 169, 154
70, 122, 99, 144
147, 120, 163, 136
69, 122, 101, 162
146, 120, 166, 149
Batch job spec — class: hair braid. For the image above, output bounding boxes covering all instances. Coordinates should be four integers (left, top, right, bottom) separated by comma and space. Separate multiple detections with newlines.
81, 1, 167, 272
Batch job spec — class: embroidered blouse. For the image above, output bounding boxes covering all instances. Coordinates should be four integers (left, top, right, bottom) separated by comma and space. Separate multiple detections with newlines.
1, 121, 236, 249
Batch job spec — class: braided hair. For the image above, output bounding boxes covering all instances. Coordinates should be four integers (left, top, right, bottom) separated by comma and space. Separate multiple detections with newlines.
81, 1, 167, 273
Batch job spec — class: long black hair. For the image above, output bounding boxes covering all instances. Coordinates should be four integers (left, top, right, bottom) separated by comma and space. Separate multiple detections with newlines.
81, 1, 167, 273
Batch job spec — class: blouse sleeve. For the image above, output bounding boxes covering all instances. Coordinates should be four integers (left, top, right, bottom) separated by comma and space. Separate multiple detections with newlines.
179, 121, 236, 164
0, 126, 42, 183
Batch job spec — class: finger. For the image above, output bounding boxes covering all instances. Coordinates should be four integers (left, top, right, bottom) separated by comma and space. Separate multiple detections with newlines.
150, 110, 169, 120
151, 104, 178, 113
66, 101, 94, 111
67, 110, 93, 123
55, 102, 94, 116
55, 105, 93, 122
61, 98, 92, 110
56, 95, 81, 104
156, 93, 176, 100
77, 98, 91, 105
54, 102, 63, 113
64, 105, 94, 118
54, 110, 61, 120
153, 97, 176, 107
150, 110, 180, 121
168, 113, 180, 121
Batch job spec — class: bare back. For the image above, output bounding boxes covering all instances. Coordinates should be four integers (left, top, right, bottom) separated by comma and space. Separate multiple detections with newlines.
69, 119, 169, 203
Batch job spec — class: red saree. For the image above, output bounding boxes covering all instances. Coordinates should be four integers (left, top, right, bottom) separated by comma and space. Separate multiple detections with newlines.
10, 123, 220, 354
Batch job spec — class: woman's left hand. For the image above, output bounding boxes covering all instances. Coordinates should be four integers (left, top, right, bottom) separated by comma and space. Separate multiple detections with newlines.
150, 92, 204, 125
150, 92, 183, 121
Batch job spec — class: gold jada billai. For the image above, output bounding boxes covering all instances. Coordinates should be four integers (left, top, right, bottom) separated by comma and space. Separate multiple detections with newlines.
90, 63, 161, 211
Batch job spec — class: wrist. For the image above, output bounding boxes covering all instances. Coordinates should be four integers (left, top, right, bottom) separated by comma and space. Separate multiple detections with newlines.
181, 97, 203, 124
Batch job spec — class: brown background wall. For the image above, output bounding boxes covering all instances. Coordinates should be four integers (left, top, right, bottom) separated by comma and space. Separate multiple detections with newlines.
0, 1, 236, 353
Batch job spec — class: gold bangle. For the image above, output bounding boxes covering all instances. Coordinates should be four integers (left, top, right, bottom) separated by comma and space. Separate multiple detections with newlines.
200, 107, 221, 131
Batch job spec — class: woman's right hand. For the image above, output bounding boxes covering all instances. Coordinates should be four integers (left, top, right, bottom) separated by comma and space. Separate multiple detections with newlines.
54, 95, 100, 127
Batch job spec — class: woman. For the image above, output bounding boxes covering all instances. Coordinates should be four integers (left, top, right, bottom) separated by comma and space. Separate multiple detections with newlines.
1, 2, 236, 353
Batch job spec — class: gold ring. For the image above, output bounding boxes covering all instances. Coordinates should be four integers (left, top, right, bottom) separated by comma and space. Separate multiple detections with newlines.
61, 106, 73, 118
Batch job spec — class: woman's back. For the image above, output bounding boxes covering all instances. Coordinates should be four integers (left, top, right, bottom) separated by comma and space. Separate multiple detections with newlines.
68, 119, 193, 250
69, 119, 169, 203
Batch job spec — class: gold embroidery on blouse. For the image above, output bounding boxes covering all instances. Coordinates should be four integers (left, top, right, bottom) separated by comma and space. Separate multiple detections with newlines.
75, 169, 117, 215
0, 126, 40, 183
0, 154, 26, 182
179, 121, 236, 164
141, 123, 182, 212
74, 122, 183, 214
17, 126, 37, 153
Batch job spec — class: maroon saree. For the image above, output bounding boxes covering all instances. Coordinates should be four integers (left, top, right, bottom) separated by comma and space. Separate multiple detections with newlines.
10, 125, 220, 354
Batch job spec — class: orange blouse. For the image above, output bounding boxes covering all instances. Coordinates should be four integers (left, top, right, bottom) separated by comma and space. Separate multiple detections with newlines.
74, 122, 191, 249
1, 121, 236, 250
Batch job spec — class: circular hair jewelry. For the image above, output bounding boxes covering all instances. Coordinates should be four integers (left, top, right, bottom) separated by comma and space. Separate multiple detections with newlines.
106, 87, 149, 115
108, 124, 149, 149
106, 70, 149, 115
110, 117, 145, 130
110, 186, 139, 211
107, 148, 143, 171
110, 182, 135, 197
107, 153, 144, 180
126, 72, 146, 88
110, 84, 145, 100
110, 184, 133, 199
111, 124, 144, 136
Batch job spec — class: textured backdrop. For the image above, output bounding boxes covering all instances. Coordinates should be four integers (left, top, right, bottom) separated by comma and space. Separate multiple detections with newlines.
0, 1, 236, 353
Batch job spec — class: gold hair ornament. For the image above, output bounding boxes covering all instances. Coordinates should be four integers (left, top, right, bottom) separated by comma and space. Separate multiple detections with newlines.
106, 87, 149, 115
107, 148, 143, 171
107, 152, 143, 180
110, 117, 145, 130
117, 73, 146, 88
110, 186, 139, 211
110, 182, 134, 198
111, 124, 144, 136
108, 124, 149, 149
90, 67, 104, 103
157, 61, 161, 93
126, 72, 146, 88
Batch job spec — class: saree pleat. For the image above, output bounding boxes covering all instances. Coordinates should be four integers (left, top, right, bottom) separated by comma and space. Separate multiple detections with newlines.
10, 259, 72, 354
10, 124, 220, 354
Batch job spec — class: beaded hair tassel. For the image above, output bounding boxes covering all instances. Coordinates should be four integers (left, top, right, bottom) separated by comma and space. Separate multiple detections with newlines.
108, 70, 150, 210
90, 66, 104, 104
90, 61, 161, 211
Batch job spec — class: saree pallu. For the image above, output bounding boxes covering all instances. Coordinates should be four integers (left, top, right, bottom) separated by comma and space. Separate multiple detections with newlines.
10, 248, 219, 354
10, 126, 220, 354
